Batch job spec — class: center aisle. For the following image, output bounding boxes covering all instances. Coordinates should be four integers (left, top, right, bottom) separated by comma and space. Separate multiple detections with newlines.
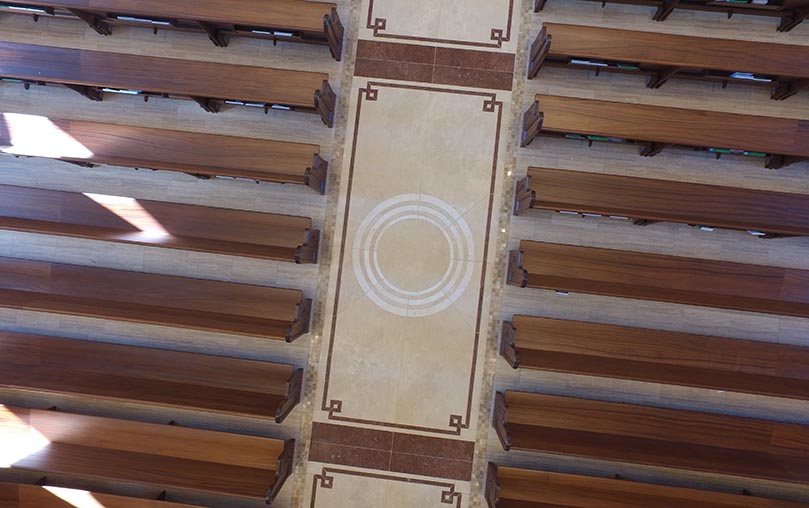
302, 1, 522, 506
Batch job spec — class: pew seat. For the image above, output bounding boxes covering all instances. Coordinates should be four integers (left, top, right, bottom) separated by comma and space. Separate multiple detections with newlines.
530, 23, 809, 99
0, 112, 329, 192
0, 0, 344, 59
501, 315, 809, 401
493, 391, 809, 485
533, 0, 809, 32
0, 482, 200, 508
508, 240, 809, 318
0, 406, 294, 502
0, 42, 336, 126
0, 184, 320, 262
0, 331, 304, 421
514, 167, 809, 238
520, 95, 809, 169
485, 464, 809, 508
0, 257, 311, 341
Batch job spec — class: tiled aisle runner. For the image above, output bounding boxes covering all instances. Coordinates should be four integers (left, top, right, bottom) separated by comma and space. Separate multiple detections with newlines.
305, 0, 519, 506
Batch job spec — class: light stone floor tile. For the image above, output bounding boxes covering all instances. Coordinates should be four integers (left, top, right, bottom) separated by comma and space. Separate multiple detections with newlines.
303, 462, 471, 508
359, 0, 520, 53
312, 77, 509, 440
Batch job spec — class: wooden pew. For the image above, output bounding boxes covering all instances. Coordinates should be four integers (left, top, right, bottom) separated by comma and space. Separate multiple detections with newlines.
532, 0, 809, 32
0, 0, 344, 59
514, 167, 809, 238
0, 331, 304, 422
0, 41, 337, 126
0, 112, 329, 192
485, 464, 809, 508
529, 23, 809, 100
0, 406, 295, 503
508, 240, 809, 318
500, 315, 809, 401
520, 95, 809, 169
0, 257, 312, 341
0, 184, 320, 263
0, 482, 200, 508
493, 391, 809, 485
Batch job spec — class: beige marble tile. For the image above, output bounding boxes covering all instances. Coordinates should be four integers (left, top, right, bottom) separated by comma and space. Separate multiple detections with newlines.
359, 0, 519, 53
314, 78, 509, 439
304, 462, 470, 508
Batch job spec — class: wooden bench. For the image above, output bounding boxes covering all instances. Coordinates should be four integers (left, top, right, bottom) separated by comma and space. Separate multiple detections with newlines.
0, 112, 329, 192
501, 315, 809, 401
529, 23, 809, 100
0, 330, 304, 422
514, 167, 809, 238
0, 406, 295, 503
0, 184, 320, 263
508, 240, 809, 318
0, 41, 337, 126
0, 257, 312, 341
0, 0, 344, 59
0, 482, 200, 508
520, 95, 809, 169
533, 0, 809, 32
493, 391, 809, 485
485, 464, 809, 508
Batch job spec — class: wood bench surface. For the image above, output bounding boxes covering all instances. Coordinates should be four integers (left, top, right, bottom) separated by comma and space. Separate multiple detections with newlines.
488, 465, 808, 508
497, 391, 809, 484
511, 240, 809, 318
0, 112, 325, 189
0, 406, 292, 501
542, 23, 809, 80
503, 315, 809, 400
534, 94, 809, 158
0, 330, 303, 421
0, 184, 318, 262
519, 167, 809, 237
0, 256, 310, 340
0, 482, 199, 508
0, 41, 327, 107
19, 0, 336, 33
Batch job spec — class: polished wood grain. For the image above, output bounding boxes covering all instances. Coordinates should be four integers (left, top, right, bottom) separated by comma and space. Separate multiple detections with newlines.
4, 0, 343, 59
0, 482, 199, 508
487, 465, 809, 508
0, 330, 303, 421
516, 167, 809, 237
0, 406, 294, 502
0, 112, 328, 191
13, 0, 334, 32
0, 184, 319, 262
523, 95, 809, 161
0, 41, 329, 109
0, 257, 311, 341
495, 391, 809, 484
501, 315, 809, 400
509, 240, 809, 318
538, 23, 809, 79
534, 0, 809, 32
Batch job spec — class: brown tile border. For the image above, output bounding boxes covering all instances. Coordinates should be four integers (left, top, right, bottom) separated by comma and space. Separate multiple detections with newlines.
311, 422, 475, 481
355, 40, 515, 90
310, 467, 462, 507
366, 0, 515, 49
319, 81, 505, 436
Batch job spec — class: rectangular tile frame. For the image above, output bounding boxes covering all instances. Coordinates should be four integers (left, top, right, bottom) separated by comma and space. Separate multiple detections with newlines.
319, 81, 505, 436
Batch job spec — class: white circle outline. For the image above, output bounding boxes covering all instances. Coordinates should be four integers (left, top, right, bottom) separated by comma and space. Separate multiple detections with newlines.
352, 194, 475, 317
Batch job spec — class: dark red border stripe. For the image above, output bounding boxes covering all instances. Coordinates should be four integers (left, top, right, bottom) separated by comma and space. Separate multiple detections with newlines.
310, 422, 475, 481
355, 40, 515, 90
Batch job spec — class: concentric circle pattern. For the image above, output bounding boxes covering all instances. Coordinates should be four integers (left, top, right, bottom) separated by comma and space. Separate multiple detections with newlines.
352, 194, 475, 317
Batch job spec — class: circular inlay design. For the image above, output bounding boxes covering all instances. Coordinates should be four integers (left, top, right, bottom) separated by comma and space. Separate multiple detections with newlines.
352, 194, 475, 317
